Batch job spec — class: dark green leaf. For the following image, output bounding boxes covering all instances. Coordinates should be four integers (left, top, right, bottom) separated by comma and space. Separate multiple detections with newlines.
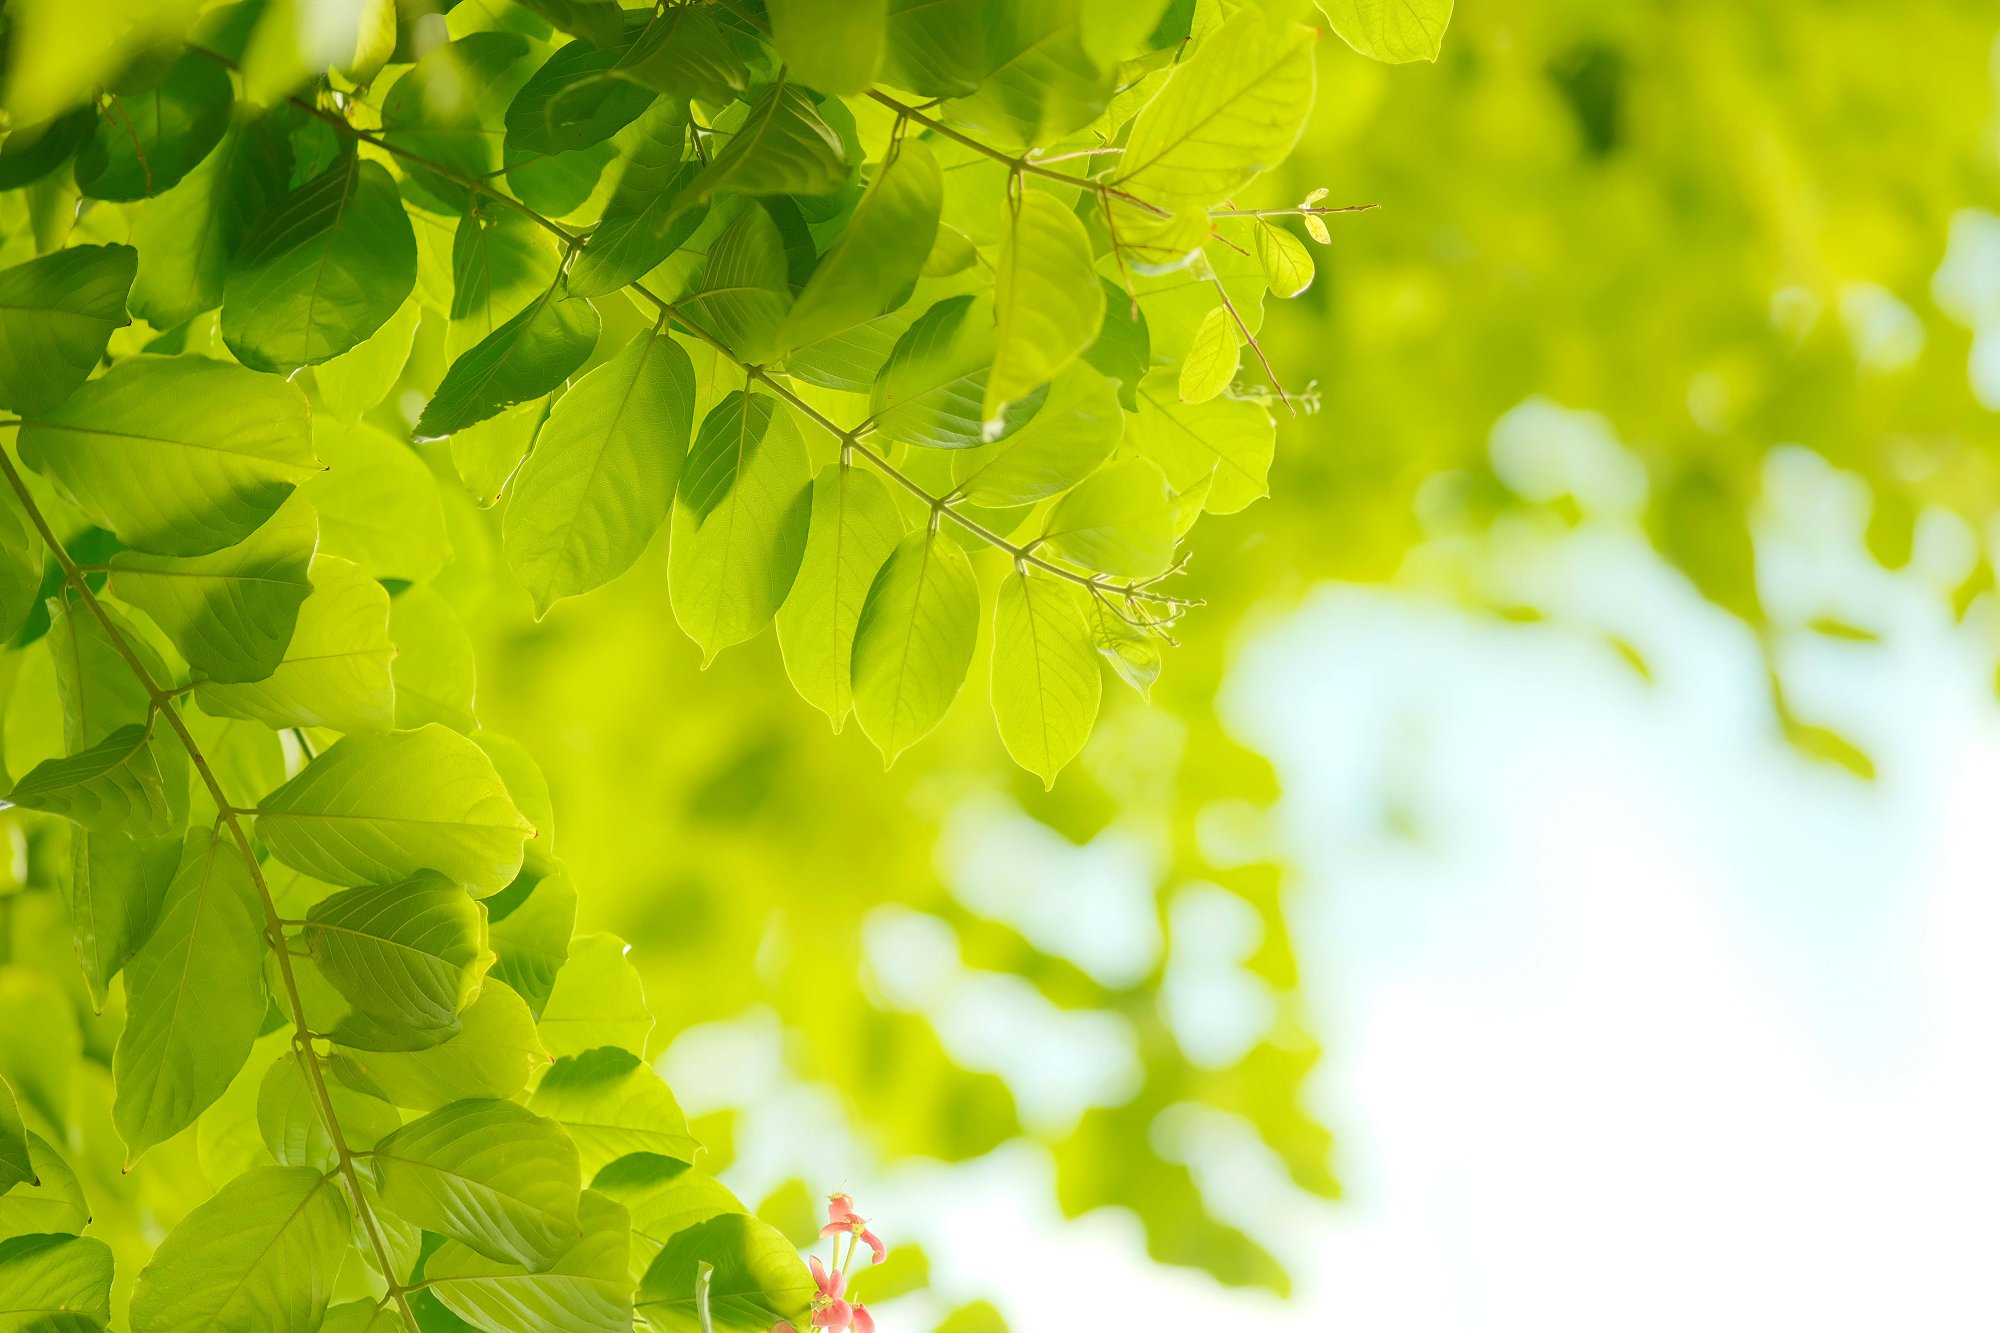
637, 1213, 812, 1333
0, 244, 136, 414
416, 283, 600, 439
76, 51, 233, 200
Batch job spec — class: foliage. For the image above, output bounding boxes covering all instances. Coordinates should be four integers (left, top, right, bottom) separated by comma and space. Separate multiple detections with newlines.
0, 0, 1427, 1329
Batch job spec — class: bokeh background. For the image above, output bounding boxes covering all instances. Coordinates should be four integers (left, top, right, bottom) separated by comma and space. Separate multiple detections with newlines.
441, 3, 2000, 1327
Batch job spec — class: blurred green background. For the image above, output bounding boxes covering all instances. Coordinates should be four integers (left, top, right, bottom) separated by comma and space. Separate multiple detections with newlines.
433, 2, 2000, 1325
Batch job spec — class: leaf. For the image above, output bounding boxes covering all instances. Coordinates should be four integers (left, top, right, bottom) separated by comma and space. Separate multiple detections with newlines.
129, 1165, 349, 1333
615, 8, 750, 105
390, 586, 478, 733
425, 1189, 634, 1333
0, 107, 95, 192
221, 154, 419, 373
507, 36, 656, 159
453, 398, 549, 508
17, 355, 318, 558
314, 299, 421, 422
0, 491, 41, 642
486, 865, 575, 1017
371, 1098, 582, 1267
775, 464, 906, 729
112, 829, 267, 1161
65, 829, 180, 1011
1082, 276, 1152, 408
673, 80, 847, 215
332, 979, 548, 1110
0, 1233, 112, 1331
851, 528, 979, 764
1253, 219, 1314, 297
107, 497, 317, 684
1128, 371, 1275, 514
942, 6, 1118, 148
303, 420, 452, 583
679, 204, 793, 364
537, 932, 654, 1060
76, 51, 233, 200
505, 330, 696, 615
530, 1047, 697, 1176
770, 0, 885, 94
302, 873, 493, 1038
256, 725, 536, 894
1177, 305, 1239, 404
0, 1079, 28, 1194
131, 114, 293, 328
1041, 456, 1175, 577
872, 295, 1046, 448
417, 283, 601, 439
569, 170, 706, 300
592, 1156, 745, 1270
781, 138, 940, 355
0, 1132, 89, 1241
380, 33, 542, 211
0, 244, 135, 415
193, 554, 395, 734
637, 1213, 813, 1333
1318, 0, 1452, 63
950, 362, 1123, 507
255, 1051, 401, 1172
448, 210, 565, 362
990, 571, 1102, 786
518, 0, 626, 48
1114, 7, 1316, 208
6, 722, 183, 837
667, 391, 812, 662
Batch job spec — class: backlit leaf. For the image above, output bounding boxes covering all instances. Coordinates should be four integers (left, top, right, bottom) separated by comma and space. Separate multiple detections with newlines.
1041, 455, 1175, 577
425, 1188, 634, 1333
0, 1232, 112, 1332
1128, 371, 1275, 514
781, 138, 939, 354
775, 464, 906, 729
872, 295, 1043, 448
302, 873, 493, 1038
0, 244, 136, 414
537, 932, 654, 1060
637, 1213, 812, 1333
1318, 0, 1453, 63
417, 282, 600, 439
530, 1046, 697, 1175
76, 51, 232, 200
990, 571, 1101, 787
332, 979, 548, 1110
193, 554, 394, 734
951, 362, 1123, 507
371, 1098, 582, 1268
6, 722, 184, 838
851, 528, 979, 763
1177, 305, 1239, 404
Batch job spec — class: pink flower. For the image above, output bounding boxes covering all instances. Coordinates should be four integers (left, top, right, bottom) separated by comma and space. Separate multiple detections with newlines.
809, 1256, 852, 1330
819, 1193, 888, 1264
851, 1304, 875, 1333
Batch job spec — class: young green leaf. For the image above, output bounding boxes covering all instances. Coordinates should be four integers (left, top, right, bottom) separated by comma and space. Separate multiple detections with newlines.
517, 0, 626, 47
448, 210, 565, 363
1177, 305, 1240, 404
1041, 455, 1176, 578
129, 1165, 349, 1333
985, 189, 1104, 424
1254, 219, 1315, 298
1129, 371, 1276, 514
425, 1189, 635, 1333
193, 554, 395, 734
486, 866, 576, 1017
380, 33, 542, 209
530, 1047, 698, 1175
593, 1156, 746, 1271
112, 829, 267, 1162
505, 330, 697, 615
75, 51, 233, 200
17, 355, 318, 558
615, 7, 750, 104
302, 873, 493, 1038
780, 139, 940, 355
990, 571, 1102, 787
107, 497, 317, 685
537, 931, 654, 1059
507, 36, 657, 159
851, 528, 980, 764
950, 363, 1123, 507
775, 464, 906, 729
222, 154, 419, 372
0, 244, 136, 414
6, 722, 184, 838
637, 1212, 813, 1333
453, 398, 549, 508
417, 284, 601, 439
667, 391, 812, 662
257, 726, 535, 894
371, 1098, 583, 1267
0, 1232, 113, 1331
0, 491, 42, 641
332, 979, 548, 1110
1082, 276, 1153, 408
1318, 0, 1453, 63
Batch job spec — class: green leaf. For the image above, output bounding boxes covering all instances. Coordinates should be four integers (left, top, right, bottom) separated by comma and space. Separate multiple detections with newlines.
504, 331, 696, 614
673, 80, 847, 215
1318, 0, 1452, 62
1041, 455, 1175, 577
537, 932, 654, 1060
530, 1047, 697, 1176
453, 399, 549, 508
0, 244, 135, 415
45, 595, 167, 748
314, 299, 421, 422
569, 169, 705, 300
592, 1156, 745, 1270
0, 1078, 28, 1194
380, 33, 541, 211
0, 107, 95, 192
781, 138, 940, 355
770, 0, 885, 94
1128, 371, 1274, 514
1114, 6, 1316, 207
941, 5, 1117, 150
517, 0, 626, 48
417, 283, 600, 439
0, 1232, 112, 1331
425, 1189, 633, 1333
193, 554, 395, 734
303, 420, 452, 583
6, 722, 184, 838
667, 391, 812, 662
775, 464, 906, 729
883, 0, 989, 98
507, 36, 656, 159
486, 866, 575, 1017
129, 1165, 349, 1333
17, 355, 318, 558
0, 491, 42, 643
1082, 276, 1152, 408
390, 586, 478, 733
851, 528, 979, 764
256, 725, 536, 894
302, 873, 493, 1038
332, 979, 547, 1110
255, 1050, 401, 1172
76, 51, 233, 200
372, 1098, 582, 1267
1253, 219, 1314, 297
990, 571, 1102, 787
679, 205, 792, 364
113, 829, 267, 1161
951, 362, 1123, 507
1177, 304, 1239, 404
131, 114, 293, 328
107, 497, 317, 684
637, 1213, 812, 1333
788, 309, 909, 393
221, 154, 419, 373
448, 210, 565, 363
872, 295, 1044, 449
0, 1132, 89, 1241
615, 8, 750, 105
